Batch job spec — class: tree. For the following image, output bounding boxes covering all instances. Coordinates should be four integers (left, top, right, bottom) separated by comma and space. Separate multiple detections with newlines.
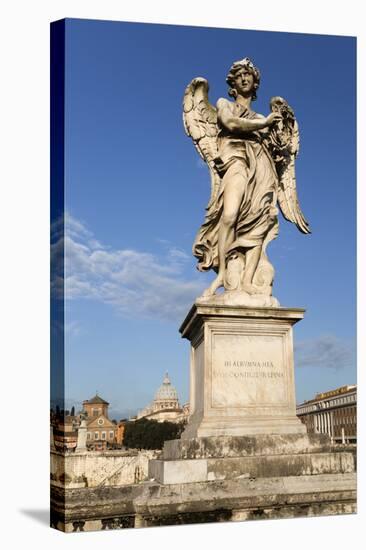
70, 406, 75, 416
123, 418, 185, 450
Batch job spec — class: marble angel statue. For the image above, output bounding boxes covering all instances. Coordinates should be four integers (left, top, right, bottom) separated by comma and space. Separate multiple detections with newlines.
183, 57, 310, 306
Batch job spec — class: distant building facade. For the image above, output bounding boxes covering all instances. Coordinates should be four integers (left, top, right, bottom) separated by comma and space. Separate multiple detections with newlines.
116, 420, 127, 446
137, 372, 189, 424
51, 383, 190, 452
83, 394, 117, 450
296, 385, 357, 444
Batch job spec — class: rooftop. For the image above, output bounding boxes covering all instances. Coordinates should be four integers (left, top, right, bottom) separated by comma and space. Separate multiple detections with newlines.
83, 394, 109, 405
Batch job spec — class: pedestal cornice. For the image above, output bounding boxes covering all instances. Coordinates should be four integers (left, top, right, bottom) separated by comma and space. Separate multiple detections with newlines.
180, 302, 305, 341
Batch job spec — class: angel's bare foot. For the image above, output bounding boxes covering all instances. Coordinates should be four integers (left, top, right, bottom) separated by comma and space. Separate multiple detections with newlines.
201, 274, 224, 297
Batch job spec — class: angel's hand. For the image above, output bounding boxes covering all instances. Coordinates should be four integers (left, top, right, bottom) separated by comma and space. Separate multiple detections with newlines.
265, 112, 282, 126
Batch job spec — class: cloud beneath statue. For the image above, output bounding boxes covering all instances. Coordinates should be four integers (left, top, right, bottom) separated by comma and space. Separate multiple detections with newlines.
51, 213, 204, 321
294, 334, 355, 370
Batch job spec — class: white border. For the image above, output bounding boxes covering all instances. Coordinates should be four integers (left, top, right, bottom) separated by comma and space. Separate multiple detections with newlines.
1, 1, 364, 549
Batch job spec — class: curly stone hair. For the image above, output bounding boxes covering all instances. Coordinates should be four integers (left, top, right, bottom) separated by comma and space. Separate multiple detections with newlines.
226, 57, 261, 101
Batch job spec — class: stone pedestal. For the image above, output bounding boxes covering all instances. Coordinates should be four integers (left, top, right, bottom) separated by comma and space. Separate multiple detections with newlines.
180, 301, 306, 438
147, 299, 356, 502
148, 434, 355, 484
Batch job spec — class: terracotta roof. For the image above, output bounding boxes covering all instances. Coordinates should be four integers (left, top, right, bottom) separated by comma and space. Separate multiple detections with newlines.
83, 394, 109, 405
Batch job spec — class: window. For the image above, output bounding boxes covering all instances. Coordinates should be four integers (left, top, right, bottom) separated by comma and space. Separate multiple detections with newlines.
109, 431, 114, 439
93, 408, 99, 417
101, 432, 106, 440
87, 432, 91, 440
94, 432, 98, 440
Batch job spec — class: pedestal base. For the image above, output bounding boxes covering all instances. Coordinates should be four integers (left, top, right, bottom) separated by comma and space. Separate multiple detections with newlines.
180, 302, 306, 438
148, 434, 356, 484
183, 417, 305, 438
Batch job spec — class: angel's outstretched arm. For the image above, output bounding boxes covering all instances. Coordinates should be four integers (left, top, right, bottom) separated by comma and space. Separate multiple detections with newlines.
217, 99, 281, 134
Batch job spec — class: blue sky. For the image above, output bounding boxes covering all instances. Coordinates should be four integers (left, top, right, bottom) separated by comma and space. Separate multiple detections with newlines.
59, 18, 356, 419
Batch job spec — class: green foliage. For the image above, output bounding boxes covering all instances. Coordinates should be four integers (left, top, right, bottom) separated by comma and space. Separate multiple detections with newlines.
123, 418, 185, 450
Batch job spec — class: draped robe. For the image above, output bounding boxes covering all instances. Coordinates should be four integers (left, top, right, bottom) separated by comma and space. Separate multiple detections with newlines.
193, 99, 279, 272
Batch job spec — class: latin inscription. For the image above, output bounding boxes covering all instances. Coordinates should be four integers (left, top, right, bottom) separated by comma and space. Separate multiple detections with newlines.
214, 370, 284, 378
224, 360, 275, 367
216, 359, 284, 379
211, 332, 288, 408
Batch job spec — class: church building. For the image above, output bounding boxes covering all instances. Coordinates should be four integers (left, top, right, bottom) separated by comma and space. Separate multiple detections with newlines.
137, 372, 189, 423
82, 394, 117, 450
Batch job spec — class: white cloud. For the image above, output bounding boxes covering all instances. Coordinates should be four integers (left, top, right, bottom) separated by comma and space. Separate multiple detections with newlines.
294, 334, 355, 370
52, 213, 204, 321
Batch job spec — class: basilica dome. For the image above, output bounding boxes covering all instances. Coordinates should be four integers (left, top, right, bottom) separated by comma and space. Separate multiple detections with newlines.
137, 372, 189, 423
154, 372, 179, 402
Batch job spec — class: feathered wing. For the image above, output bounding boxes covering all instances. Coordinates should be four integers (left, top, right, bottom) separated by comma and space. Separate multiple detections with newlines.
183, 78, 221, 206
266, 97, 311, 234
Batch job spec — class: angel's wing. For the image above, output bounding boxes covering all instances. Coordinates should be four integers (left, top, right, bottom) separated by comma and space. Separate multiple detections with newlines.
183, 78, 221, 206
266, 96, 311, 234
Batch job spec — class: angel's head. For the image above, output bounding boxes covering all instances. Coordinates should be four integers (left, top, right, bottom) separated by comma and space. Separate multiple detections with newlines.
226, 58, 261, 101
